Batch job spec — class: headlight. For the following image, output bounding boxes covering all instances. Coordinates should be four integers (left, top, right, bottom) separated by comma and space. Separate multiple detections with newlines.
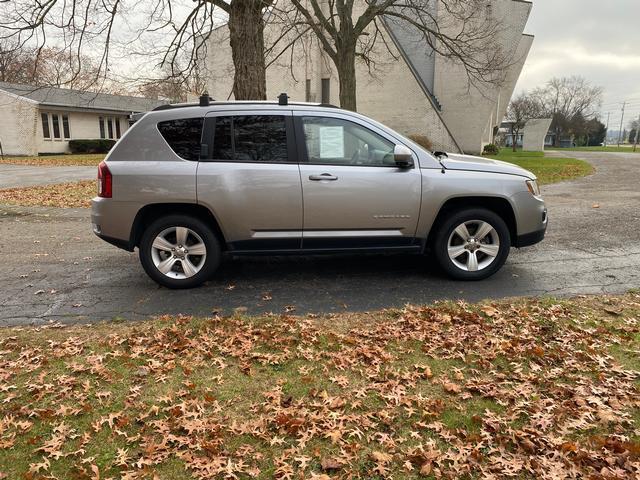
526, 179, 540, 196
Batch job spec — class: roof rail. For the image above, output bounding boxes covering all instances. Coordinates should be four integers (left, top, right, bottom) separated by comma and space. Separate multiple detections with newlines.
150, 99, 342, 112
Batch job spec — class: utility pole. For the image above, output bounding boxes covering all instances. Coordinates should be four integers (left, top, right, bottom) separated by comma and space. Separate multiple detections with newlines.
618, 102, 626, 147
604, 112, 610, 147
634, 114, 640, 152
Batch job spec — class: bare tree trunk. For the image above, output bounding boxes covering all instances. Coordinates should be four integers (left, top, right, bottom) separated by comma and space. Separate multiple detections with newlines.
228, 0, 267, 100
336, 46, 357, 111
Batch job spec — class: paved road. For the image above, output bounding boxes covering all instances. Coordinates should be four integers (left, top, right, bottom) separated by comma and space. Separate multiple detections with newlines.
1, 150, 639, 326
0, 164, 96, 188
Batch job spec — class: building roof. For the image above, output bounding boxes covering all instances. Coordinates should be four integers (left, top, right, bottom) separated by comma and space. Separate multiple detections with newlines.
0, 81, 167, 113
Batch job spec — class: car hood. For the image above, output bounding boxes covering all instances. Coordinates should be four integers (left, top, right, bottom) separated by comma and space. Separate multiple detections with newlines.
440, 153, 535, 179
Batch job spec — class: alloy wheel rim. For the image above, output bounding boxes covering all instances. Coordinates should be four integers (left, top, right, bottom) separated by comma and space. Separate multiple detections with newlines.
151, 227, 207, 279
447, 220, 500, 272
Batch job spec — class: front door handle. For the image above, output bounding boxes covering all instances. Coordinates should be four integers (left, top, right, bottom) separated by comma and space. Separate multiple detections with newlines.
309, 173, 338, 181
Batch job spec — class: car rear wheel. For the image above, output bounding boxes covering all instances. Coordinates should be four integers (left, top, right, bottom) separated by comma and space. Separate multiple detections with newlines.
433, 208, 510, 280
139, 215, 221, 289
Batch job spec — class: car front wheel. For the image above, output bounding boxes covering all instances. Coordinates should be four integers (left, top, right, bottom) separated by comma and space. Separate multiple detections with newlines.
433, 208, 510, 280
139, 215, 221, 289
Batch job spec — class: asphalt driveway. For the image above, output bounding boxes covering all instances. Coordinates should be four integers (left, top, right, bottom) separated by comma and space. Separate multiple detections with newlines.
1, 150, 639, 325
0, 164, 96, 188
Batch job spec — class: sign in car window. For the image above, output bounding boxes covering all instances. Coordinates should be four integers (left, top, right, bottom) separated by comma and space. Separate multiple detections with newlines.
319, 126, 344, 158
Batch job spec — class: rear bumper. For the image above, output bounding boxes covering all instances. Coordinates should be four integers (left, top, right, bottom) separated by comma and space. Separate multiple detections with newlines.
93, 231, 134, 251
91, 197, 137, 251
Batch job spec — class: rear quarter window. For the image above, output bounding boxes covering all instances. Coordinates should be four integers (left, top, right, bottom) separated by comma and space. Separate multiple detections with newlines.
157, 118, 203, 161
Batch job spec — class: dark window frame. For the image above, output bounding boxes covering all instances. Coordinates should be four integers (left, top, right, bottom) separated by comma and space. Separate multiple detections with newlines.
41, 113, 51, 139
99, 117, 105, 139
107, 117, 114, 139
203, 114, 296, 164
115, 118, 121, 138
295, 115, 401, 168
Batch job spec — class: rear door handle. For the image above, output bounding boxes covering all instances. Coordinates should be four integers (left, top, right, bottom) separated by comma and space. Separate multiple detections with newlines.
309, 173, 338, 181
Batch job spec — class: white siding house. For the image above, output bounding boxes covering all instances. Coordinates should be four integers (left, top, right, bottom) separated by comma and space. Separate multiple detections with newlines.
204, 0, 533, 154
0, 82, 166, 156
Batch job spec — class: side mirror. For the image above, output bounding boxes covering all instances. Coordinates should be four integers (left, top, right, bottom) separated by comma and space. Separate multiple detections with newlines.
394, 144, 414, 168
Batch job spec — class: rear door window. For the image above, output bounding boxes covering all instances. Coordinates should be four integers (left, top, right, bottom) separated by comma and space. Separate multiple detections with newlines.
158, 118, 204, 161
212, 115, 289, 163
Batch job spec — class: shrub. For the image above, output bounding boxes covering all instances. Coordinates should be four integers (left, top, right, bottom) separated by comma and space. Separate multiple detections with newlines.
482, 143, 500, 155
407, 134, 433, 152
68, 139, 116, 154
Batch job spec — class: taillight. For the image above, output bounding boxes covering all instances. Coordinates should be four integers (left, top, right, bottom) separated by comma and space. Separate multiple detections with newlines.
97, 161, 112, 198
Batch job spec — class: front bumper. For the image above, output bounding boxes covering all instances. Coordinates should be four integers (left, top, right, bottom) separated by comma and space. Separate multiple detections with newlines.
514, 206, 547, 248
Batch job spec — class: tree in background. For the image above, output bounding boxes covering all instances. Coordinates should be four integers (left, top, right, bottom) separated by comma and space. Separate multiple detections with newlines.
289, 0, 511, 111
0, 0, 280, 100
531, 76, 603, 147
0, 41, 123, 92
0, 40, 33, 83
628, 119, 640, 145
506, 92, 543, 152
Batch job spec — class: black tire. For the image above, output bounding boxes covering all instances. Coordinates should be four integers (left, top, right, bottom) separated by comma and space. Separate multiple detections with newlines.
432, 208, 510, 281
139, 215, 221, 289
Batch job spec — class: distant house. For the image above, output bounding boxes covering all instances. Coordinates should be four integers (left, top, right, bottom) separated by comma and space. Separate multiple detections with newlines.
0, 82, 167, 156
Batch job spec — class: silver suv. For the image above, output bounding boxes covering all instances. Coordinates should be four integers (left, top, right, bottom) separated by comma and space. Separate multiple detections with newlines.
91, 97, 547, 289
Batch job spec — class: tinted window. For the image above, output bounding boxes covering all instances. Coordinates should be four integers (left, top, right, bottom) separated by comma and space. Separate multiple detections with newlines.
115, 118, 121, 138
212, 116, 233, 160
41, 113, 50, 138
301, 116, 395, 167
99, 117, 105, 139
211, 115, 288, 163
107, 118, 114, 139
158, 118, 204, 161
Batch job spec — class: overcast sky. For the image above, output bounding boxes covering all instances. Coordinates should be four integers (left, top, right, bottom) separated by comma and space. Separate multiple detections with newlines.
515, 0, 640, 130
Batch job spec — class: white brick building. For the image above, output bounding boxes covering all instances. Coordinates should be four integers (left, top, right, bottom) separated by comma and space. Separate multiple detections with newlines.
204, 0, 533, 154
0, 82, 166, 156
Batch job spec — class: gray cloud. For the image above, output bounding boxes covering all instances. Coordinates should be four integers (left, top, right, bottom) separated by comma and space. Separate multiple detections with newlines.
515, 0, 640, 128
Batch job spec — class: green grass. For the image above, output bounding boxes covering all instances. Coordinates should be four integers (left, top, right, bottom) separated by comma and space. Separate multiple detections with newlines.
0, 153, 105, 167
546, 146, 639, 153
487, 150, 594, 184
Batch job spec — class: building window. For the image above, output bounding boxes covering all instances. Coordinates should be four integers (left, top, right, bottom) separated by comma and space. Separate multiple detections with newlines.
305, 79, 312, 102
107, 118, 114, 139
321, 78, 330, 105
157, 118, 204, 161
115, 118, 121, 138
62, 115, 70, 139
99, 117, 105, 139
41, 113, 50, 139
51, 114, 61, 139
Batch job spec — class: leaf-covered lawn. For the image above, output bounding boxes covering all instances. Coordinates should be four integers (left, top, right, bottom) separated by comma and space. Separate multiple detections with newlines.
488, 151, 594, 185
0, 294, 638, 479
0, 181, 94, 208
0, 154, 105, 167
